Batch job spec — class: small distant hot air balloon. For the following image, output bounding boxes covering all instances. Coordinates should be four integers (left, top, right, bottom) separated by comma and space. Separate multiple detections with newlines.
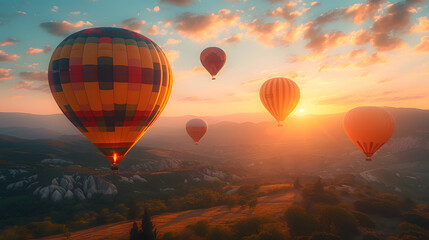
48, 27, 173, 170
343, 106, 395, 161
186, 119, 208, 145
259, 77, 300, 127
200, 47, 226, 80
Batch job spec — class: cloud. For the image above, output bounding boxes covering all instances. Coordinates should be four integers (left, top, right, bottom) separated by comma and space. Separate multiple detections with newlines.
415, 36, 429, 52
163, 49, 179, 62
70, 11, 81, 15
276, 23, 309, 44
355, 52, 387, 67
16, 11, 26, 15
304, 26, 348, 53
351, 29, 371, 45
376, 78, 393, 84
40, 20, 93, 36
315, 92, 424, 105
173, 9, 240, 42
120, 18, 146, 33
0, 50, 19, 62
240, 19, 289, 46
311, 2, 320, 7
0, 38, 19, 46
216, 33, 242, 44
241, 71, 305, 86
267, 1, 310, 21
265, 0, 285, 3
147, 25, 159, 35
19, 71, 48, 82
0, 68, 14, 80
26, 45, 52, 55
179, 96, 214, 102
165, 38, 181, 45
369, 0, 424, 51
15, 81, 49, 92
192, 66, 205, 73
160, 0, 193, 6
347, 49, 366, 59
154, 6, 160, 12
14, 63, 39, 68
411, 16, 429, 32
51, 6, 58, 12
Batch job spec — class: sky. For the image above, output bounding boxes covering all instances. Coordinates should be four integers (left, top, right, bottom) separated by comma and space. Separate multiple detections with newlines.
0, 0, 428, 117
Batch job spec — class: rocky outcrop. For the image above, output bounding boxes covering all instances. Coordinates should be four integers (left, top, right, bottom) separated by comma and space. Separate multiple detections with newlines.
6, 173, 117, 202
128, 159, 181, 172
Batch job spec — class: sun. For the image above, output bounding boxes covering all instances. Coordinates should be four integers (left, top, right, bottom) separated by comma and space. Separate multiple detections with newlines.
299, 108, 304, 113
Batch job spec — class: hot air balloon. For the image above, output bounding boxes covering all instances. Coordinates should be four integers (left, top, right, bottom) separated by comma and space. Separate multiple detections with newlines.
200, 47, 226, 80
186, 119, 208, 145
48, 27, 173, 170
259, 77, 300, 127
343, 106, 395, 161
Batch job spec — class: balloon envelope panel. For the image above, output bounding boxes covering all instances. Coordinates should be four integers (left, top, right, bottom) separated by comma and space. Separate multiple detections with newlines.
48, 27, 172, 165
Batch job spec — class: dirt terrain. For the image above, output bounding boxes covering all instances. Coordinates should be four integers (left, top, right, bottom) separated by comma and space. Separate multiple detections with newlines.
38, 191, 297, 240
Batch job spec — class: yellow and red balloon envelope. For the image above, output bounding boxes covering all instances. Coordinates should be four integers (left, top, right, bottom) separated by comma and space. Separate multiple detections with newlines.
48, 27, 172, 166
259, 77, 300, 126
200, 47, 226, 80
186, 119, 208, 145
343, 106, 395, 161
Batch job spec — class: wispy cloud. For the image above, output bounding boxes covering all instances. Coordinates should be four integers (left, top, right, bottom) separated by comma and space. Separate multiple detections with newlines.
120, 18, 146, 33
0, 68, 14, 80
40, 20, 92, 36
0, 50, 20, 62
26, 46, 52, 55
0, 38, 19, 46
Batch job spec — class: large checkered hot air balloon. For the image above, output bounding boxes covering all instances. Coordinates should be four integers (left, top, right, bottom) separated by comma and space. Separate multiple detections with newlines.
343, 106, 395, 161
259, 77, 300, 127
48, 27, 173, 170
200, 47, 226, 80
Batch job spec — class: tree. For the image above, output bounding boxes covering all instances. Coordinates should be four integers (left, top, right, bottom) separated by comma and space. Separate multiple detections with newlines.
294, 177, 301, 190
130, 222, 140, 240
141, 209, 157, 240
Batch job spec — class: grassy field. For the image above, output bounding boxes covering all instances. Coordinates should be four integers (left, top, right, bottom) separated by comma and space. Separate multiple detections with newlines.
39, 191, 297, 240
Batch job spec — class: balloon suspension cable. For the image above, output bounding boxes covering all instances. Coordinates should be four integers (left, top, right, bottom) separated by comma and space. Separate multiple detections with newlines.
365, 156, 372, 162
277, 121, 283, 127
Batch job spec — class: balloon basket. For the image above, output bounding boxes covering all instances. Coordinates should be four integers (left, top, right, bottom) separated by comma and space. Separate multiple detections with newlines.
212, 77, 216, 80
365, 157, 372, 162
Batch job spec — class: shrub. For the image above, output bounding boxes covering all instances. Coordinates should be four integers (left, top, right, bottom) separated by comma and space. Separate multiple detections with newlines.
283, 205, 316, 236
318, 206, 359, 239
234, 216, 276, 239
309, 232, 341, 240
354, 197, 400, 218
362, 233, 381, 240
207, 226, 234, 240
187, 220, 210, 237
27, 220, 66, 238
352, 211, 376, 229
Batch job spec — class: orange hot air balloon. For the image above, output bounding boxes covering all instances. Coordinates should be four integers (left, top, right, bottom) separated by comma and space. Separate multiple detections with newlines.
48, 27, 173, 170
186, 119, 208, 145
259, 77, 300, 127
200, 47, 226, 80
343, 106, 395, 161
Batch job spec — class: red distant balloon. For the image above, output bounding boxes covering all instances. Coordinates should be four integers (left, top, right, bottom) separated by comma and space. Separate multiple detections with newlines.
186, 119, 208, 145
343, 106, 395, 161
200, 47, 226, 80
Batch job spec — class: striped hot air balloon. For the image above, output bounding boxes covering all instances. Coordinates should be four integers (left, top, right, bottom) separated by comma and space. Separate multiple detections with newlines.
343, 106, 395, 161
259, 77, 300, 127
186, 119, 208, 145
200, 47, 226, 80
48, 27, 173, 170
